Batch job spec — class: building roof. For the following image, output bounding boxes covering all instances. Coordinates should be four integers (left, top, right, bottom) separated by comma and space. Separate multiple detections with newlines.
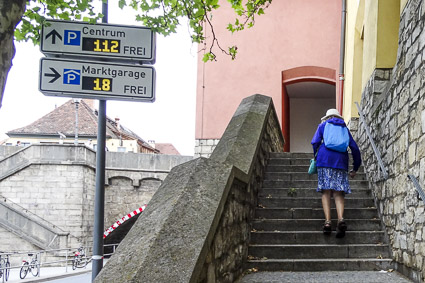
7, 99, 157, 152
155, 143, 181, 155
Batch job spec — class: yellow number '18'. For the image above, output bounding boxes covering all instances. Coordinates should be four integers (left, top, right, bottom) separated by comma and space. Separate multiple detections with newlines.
93, 78, 111, 91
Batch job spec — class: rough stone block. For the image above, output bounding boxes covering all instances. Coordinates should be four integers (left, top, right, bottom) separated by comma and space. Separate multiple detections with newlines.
409, 143, 417, 165
95, 158, 245, 283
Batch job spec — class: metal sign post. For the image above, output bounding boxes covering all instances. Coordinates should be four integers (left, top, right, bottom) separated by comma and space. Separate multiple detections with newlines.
92, 1, 108, 281
37, 3, 156, 281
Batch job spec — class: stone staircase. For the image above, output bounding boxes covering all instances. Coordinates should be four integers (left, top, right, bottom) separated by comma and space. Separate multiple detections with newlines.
0, 197, 70, 250
245, 152, 393, 272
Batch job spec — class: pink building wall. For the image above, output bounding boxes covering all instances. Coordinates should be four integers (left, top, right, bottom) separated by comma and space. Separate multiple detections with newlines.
196, 0, 342, 143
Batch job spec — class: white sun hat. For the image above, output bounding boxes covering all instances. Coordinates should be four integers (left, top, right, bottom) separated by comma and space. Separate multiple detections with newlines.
321, 108, 343, 121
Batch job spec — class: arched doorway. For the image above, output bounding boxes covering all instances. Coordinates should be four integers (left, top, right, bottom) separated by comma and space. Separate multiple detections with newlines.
282, 66, 337, 152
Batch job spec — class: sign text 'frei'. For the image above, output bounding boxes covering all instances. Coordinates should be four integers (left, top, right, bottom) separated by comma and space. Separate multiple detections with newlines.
41, 20, 156, 63
39, 58, 155, 102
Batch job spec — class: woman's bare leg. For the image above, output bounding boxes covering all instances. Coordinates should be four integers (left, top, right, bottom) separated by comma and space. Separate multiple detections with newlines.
321, 190, 332, 221
334, 191, 345, 220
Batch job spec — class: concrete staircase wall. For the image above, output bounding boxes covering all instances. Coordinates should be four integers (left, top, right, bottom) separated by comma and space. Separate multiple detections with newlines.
0, 199, 69, 250
0, 144, 193, 254
94, 94, 285, 283
245, 152, 393, 272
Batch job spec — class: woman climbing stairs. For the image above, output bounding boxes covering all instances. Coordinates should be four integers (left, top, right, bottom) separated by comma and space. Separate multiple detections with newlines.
244, 152, 394, 272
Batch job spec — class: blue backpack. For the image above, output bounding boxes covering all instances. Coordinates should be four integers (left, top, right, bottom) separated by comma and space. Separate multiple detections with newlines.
323, 122, 349, 152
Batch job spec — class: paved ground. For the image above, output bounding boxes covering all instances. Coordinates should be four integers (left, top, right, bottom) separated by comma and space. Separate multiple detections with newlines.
239, 271, 413, 283
7, 261, 95, 282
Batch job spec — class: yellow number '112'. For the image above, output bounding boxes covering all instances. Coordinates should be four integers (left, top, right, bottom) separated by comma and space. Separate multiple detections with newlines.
93, 39, 119, 53
93, 78, 111, 91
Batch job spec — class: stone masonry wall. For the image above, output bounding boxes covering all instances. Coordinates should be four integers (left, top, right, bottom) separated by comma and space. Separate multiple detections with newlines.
195, 139, 221, 158
104, 177, 160, 228
0, 164, 95, 249
0, 144, 192, 256
199, 105, 284, 283
356, 1, 425, 281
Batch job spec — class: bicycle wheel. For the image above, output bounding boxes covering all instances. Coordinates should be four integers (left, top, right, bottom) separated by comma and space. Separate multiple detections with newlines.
30, 261, 39, 277
20, 262, 29, 279
79, 255, 88, 268
5, 261, 10, 281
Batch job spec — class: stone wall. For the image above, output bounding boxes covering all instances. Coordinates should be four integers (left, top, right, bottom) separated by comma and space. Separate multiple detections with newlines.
198, 97, 284, 282
0, 144, 192, 254
195, 138, 220, 158
356, 1, 425, 281
0, 164, 95, 248
94, 94, 284, 283
104, 177, 160, 227
0, 145, 21, 160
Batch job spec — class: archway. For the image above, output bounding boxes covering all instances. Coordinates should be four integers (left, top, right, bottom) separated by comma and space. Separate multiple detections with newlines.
103, 205, 146, 253
282, 66, 337, 152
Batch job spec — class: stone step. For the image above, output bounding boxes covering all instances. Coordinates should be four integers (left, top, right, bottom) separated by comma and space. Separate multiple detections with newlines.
259, 188, 371, 198
254, 208, 379, 220
251, 219, 381, 231
266, 165, 365, 173
264, 172, 367, 181
269, 152, 313, 159
258, 197, 375, 208
244, 258, 394, 272
262, 180, 369, 188
250, 231, 386, 245
248, 244, 390, 259
267, 158, 311, 166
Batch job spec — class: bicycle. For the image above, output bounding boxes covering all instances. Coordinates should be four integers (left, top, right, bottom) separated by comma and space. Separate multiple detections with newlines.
72, 246, 88, 270
0, 253, 10, 282
20, 253, 40, 279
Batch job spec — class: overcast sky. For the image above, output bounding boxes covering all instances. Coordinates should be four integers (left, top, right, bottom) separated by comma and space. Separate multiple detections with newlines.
0, 5, 198, 156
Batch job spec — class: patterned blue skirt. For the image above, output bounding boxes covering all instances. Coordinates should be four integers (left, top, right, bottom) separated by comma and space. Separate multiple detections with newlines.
317, 167, 351, 194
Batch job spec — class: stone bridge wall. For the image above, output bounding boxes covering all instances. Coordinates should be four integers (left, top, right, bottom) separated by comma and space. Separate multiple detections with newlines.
356, 1, 425, 281
95, 94, 284, 283
0, 144, 192, 254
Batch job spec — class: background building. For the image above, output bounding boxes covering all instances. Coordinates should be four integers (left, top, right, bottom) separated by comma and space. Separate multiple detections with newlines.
3, 99, 166, 154
196, 0, 343, 155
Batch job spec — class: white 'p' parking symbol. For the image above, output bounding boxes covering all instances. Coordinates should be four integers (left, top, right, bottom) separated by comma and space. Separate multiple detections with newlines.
63, 69, 81, 85
64, 30, 81, 46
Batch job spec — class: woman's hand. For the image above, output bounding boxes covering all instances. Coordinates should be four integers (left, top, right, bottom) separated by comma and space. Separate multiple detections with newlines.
349, 170, 357, 178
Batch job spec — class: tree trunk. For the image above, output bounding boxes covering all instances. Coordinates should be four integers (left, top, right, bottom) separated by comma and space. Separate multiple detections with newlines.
0, 0, 26, 109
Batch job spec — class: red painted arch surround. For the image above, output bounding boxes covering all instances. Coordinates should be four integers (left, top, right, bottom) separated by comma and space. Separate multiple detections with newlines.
281, 66, 337, 152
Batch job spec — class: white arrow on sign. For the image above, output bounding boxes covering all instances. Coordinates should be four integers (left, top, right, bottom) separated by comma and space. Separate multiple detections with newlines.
39, 58, 156, 102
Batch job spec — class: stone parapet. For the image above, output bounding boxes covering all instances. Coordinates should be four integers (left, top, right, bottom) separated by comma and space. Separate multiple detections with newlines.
95, 94, 284, 283
356, 0, 425, 281
0, 144, 192, 255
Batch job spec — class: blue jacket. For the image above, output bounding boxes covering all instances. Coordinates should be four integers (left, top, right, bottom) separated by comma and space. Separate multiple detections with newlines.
311, 117, 362, 172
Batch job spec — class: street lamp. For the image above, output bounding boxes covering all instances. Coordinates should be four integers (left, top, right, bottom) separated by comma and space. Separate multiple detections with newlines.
73, 98, 81, 145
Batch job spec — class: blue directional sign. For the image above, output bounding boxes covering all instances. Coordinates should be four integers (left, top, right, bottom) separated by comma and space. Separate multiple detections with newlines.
41, 20, 155, 64
39, 58, 155, 102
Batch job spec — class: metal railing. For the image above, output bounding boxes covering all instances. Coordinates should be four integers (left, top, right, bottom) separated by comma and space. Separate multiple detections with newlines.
408, 174, 425, 205
0, 243, 118, 282
355, 102, 389, 180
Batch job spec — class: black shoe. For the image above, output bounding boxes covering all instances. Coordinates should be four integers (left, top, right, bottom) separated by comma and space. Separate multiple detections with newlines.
323, 220, 332, 235
336, 219, 347, 238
